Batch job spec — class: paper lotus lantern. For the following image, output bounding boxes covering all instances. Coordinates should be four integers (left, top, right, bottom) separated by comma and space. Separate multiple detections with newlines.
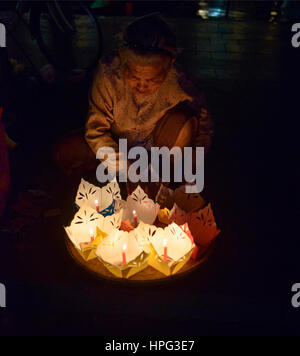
157, 208, 171, 225
120, 220, 135, 232
169, 203, 189, 226
65, 205, 124, 260
173, 185, 206, 213
188, 203, 221, 247
122, 185, 160, 225
75, 179, 121, 216
65, 205, 102, 250
96, 229, 149, 278
137, 222, 195, 276
155, 184, 175, 209
169, 202, 220, 248
114, 198, 127, 213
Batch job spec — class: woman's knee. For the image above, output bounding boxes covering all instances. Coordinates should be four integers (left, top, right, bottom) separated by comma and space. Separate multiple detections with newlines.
153, 103, 198, 149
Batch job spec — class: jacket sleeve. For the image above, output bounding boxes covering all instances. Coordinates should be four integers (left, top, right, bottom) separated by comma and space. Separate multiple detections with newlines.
85, 62, 118, 155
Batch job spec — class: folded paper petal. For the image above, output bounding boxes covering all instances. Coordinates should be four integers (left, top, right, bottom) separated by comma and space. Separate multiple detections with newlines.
188, 203, 221, 246
173, 185, 206, 213
157, 208, 170, 225
140, 222, 194, 263
96, 229, 143, 267
73, 228, 108, 261
65, 205, 123, 250
147, 244, 194, 276
155, 184, 175, 209
169, 203, 189, 226
120, 219, 134, 232
125, 185, 160, 225
75, 179, 121, 215
64, 205, 102, 250
97, 244, 149, 279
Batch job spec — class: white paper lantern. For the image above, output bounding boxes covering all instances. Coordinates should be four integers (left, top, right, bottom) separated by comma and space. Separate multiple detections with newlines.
75, 178, 121, 215
96, 229, 143, 267
65, 204, 123, 250
122, 185, 160, 225
140, 222, 194, 262
64, 205, 101, 250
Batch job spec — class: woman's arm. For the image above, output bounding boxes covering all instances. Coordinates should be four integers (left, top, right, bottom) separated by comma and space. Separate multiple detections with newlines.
86, 63, 130, 176
85, 62, 118, 155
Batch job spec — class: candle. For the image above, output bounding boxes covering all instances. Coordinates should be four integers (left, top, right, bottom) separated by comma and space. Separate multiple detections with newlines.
122, 244, 127, 265
95, 199, 100, 213
132, 210, 138, 228
163, 239, 168, 263
89, 227, 95, 242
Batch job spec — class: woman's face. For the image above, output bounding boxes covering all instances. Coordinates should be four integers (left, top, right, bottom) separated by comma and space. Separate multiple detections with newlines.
124, 59, 171, 97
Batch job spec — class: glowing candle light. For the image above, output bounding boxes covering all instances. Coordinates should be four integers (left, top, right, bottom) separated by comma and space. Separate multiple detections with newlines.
132, 210, 138, 228
163, 239, 168, 263
122, 244, 127, 265
95, 199, 100, 213
89, 227, 95, 242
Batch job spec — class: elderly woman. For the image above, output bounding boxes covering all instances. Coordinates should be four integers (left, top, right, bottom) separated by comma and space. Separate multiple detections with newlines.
55, 14, 213, 194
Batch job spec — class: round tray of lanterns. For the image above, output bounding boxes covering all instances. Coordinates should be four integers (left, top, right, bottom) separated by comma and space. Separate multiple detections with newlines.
64, 179, 220, 283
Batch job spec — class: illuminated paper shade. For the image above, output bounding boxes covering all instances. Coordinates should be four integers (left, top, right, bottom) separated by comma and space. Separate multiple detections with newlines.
122, 185, 160, 225
169, 203, 189, 226
96, 229, 148, 278
120, 219, 135, 232
157, 208, 171, 225
173, 185, 206, 213
169, 202, 220, 247
155, 184, 206, 213
65, 205, 123, 251
155, 184, 175, 209
65, 205, 101, 250
75, 179, 121, 216
137, 222, 195, 276
114, 199, 127, 213
188, 203, 221, 246
151, 223, 193, 261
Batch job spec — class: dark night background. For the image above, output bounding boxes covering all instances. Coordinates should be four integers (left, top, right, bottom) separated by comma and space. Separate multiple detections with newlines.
0, 0, 299, 336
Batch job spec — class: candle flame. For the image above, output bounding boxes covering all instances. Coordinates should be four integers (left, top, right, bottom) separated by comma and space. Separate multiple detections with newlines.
163, 239, 167, 247
89, 227, 94, 236
123, 244, 127, 251
95, 199, 99, 205
132, 210, 136, 215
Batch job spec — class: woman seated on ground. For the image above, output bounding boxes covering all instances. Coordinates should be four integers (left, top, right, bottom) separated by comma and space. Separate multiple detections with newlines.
55, 13, 213, 196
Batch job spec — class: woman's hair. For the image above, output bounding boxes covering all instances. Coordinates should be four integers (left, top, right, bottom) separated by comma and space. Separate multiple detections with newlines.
119, 13, 177, 69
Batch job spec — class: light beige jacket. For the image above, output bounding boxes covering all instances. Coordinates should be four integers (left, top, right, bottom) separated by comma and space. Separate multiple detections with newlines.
85, 54, 213, 156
